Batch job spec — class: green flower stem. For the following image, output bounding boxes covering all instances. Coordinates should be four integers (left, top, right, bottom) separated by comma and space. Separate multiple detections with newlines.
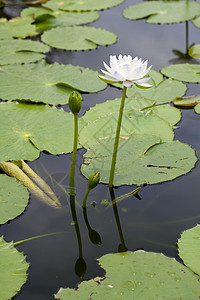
109, 86, 127, 188
69, 113, 78, 196
82, 187, 90, 209
82, 188, 91, 208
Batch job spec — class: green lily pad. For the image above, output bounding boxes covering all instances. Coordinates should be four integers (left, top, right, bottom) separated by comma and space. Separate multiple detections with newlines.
0, 236, 29, 300
123, 1, 200, 24
0, 39, 49, 65
21, 7, 100, 32
80, 108, 175, 151
55, 250, 200, 299
148, 69, 164, 85
126, 78, 187, 105
192, 15, 200, 29
43, 0, 124, 12
178, 224, 200, 276
82, 97, 181, 127
161, 64, 200, 83
194, 103, 200, 114
0, 60, 106, 105
0, 175, 29, 224
0, 102, 85, 161
188, 44, 200, 59
173, 95, 200, 107
81, 136, 197, 186
0, 16, 37, 39
142, 104, 181, 127
41, 26, 117, 51
82, 97, 155, 123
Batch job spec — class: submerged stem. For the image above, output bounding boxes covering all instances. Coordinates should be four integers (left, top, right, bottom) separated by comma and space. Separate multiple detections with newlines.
13, 231, 67, 246
108, 86, 127, 188
106, 187, 141, 208
69, 113, 78, 196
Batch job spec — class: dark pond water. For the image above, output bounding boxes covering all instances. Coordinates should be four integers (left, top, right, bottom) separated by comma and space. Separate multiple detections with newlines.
1, 0, 200, 299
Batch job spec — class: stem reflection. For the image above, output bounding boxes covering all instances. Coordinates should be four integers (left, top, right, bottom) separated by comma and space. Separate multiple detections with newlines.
83, 207, 102, 246
109, 187, 128, 253
70, 194, 87, 278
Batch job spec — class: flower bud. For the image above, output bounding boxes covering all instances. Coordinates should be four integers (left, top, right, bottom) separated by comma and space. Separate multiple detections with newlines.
87, 172, 100, 190
68, 91, 82, 114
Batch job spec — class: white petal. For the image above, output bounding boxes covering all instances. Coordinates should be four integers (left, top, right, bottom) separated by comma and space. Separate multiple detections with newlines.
138, 65, 152, 79
99, 75, 119, 82
110, 56, 118, 71
137, 82, 152, 87
103, 61, 112, 73
101, 69, 112, 76
113, 71, 125, 81
134, 77, 151, 85
130, 64, 152, 81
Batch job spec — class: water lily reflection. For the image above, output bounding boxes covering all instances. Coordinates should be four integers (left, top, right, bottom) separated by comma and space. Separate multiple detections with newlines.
100, 54, 152, 88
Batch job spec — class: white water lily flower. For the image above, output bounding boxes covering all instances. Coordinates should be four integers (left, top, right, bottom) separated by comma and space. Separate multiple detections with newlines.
99, 54, 152, 88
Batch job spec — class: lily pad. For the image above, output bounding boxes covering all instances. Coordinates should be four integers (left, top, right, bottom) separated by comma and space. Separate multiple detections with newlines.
0, 16, 37, 39
142, 104, 181, 127
43, 0, 124, 12
192, 15, 200, 29
126, 78, 187, 105
123, 1, 200, 24
21, 7, 100, 32
41, 26, 117, 51
148, 69, 164, 86
161, 64, 200, 83
81, 136, 197, 186
0, 60, 106, 105
194, 103, 200, 114
80, 109, 175, 150
82, 97, 155, 123
188, 44, 200, 59
55, 250, 200, 299
0, 175, 29, 224
82, 97, 181, 127
178, 224, 200, 276
173, 95, 200, 107
0, 39, 49, 65
0, 102, 85, 161
0, 236, 29, 300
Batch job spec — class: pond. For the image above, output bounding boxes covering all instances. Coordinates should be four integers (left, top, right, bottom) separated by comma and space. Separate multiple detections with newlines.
1, 0, 200, 299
